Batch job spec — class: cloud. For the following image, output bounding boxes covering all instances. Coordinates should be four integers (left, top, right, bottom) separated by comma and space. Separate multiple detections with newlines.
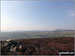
71, 13, 75, 16
67, 9, 75, 17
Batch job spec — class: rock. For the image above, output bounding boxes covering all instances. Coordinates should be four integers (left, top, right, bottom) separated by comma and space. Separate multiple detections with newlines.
10, 46, 17, 52
6, 39, 12, 42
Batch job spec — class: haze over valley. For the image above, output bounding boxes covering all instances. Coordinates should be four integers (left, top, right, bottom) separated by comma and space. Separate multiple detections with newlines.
0, 30, 74, 40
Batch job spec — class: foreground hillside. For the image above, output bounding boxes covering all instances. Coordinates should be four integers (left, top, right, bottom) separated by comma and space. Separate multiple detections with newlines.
1, 37, 74, 55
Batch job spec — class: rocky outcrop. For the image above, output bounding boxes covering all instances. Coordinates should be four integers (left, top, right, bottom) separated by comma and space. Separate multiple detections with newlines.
1, 39, 22, 52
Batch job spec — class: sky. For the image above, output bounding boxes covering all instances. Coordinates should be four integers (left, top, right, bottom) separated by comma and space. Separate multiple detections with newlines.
1, 0, 75, 32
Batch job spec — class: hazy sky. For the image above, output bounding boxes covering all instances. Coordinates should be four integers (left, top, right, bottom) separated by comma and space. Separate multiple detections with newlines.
1, 0, 75, 32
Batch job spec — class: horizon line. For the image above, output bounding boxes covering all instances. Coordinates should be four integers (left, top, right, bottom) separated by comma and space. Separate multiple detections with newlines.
1, 29, 75, 32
